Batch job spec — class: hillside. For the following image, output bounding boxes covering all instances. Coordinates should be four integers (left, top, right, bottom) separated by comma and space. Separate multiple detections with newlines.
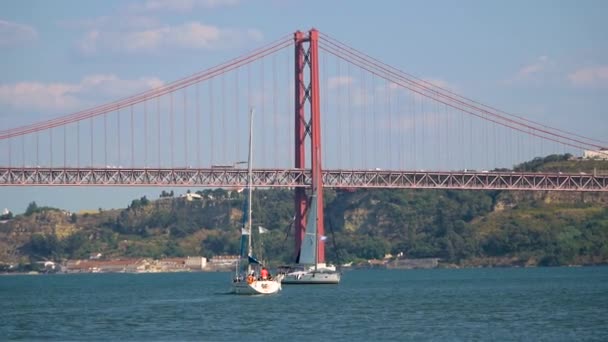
512, 153, 608, 173
1, 155, 607, 269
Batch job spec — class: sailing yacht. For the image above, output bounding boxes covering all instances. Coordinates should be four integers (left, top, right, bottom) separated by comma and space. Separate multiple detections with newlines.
231, 109, 283, 295
280, 192, 341, 285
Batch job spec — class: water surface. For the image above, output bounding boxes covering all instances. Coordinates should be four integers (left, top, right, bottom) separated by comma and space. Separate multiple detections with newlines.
2, 267, 607, 341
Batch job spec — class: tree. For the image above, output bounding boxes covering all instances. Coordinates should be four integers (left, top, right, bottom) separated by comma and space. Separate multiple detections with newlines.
27, 234, 61, 260
164, 240, 185, 257
25, 201, 38, 216
201, 232, 238, 256
160, 190, 174, 198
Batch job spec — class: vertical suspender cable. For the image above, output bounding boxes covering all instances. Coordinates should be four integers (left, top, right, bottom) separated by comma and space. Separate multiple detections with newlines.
117, 108, 121, 166
322, 51, 328, 168
157, 96, 161, 167
386, 78, 391, 169
445, 103, 449, 170
104, 113, 107, 167
196, 83, 201, 168
235, 70, 240, 164
348, 63, 353, 168
76, 120, 80, 168
261, 58, 265, 167
170, 92, 174, 168
63, 124, 66, 168
144, 100, 148, 167
22, 134, 25, 167
131, 105, 134, 167
8, 137, 11, 167
413, 91, 417, 169
184, 89, 188, 167
287, 47, 293, 166
90, 118, 93, 167
273, 53, 278, 167
372, 75, 379, 167
36, 131, 39, 167
210, 79, 214, 166
362, 68, 367, 169
50, 128, 54, 167
221, 74, 226, 165
337, 58, 342, 168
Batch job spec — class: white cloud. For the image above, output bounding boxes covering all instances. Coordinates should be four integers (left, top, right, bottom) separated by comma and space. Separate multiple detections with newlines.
328, 76, 354, 89
78, 22, 263, 55
0, 74, 163, 113
0, 20, 37, 46
568, 66, 608, 87
507, 56, 555, 84
518, 56, 550, 77
59, 15, 159, 31
137, 0, 239, 11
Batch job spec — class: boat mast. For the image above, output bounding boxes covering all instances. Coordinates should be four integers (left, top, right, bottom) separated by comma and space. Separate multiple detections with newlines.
246, 108, 254, 273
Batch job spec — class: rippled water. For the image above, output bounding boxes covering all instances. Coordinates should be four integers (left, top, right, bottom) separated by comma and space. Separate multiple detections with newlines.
2, 267, 607, 341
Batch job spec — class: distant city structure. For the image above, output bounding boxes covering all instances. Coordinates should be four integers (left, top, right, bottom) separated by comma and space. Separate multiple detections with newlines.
0, 208, 12, 221
583, 149, 608, 160
65, 256, 209, 273
182, 192, 203, 201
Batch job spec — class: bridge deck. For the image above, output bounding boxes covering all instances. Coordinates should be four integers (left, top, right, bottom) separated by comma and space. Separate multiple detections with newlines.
1, 168, 606, 192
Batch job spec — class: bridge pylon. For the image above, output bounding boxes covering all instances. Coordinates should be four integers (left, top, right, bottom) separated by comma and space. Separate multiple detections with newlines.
294, 29, 325, 263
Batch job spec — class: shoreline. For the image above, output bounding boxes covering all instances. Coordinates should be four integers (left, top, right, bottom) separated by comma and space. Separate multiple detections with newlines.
2, 263, 607, 276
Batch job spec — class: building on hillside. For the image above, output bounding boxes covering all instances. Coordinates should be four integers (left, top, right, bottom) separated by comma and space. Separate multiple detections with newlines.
208, 255, 239, 271
182, 193, 203, 201
185, 256, 207, 270
0, 208, 12, 221
66, 259, 151, 273
155, 258, 189, 272
89, 253, 103, 260
583, 149, 608, 160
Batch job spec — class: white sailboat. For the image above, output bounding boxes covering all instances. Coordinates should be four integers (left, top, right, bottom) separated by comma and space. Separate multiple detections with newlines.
231, 109, 283, 295
280, 192, 341, 285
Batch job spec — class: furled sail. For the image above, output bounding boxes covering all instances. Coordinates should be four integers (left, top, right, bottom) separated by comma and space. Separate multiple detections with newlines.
298, 192, 318, 265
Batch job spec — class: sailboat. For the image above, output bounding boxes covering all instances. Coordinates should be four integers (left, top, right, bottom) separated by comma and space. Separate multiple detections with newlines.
231, 109, 283, 295
280, 192, 341, 284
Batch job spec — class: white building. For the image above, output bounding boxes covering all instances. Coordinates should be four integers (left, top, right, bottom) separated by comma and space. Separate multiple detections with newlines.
583, 149, 608, 160
182, 193, 203, 201
185, 256, 207, 270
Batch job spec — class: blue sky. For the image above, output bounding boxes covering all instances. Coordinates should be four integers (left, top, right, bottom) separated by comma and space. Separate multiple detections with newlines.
1, 0, 607, 213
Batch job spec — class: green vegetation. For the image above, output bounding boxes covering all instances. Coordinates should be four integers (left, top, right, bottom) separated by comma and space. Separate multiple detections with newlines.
513, 153, 608, 173
1, 155, 607, 268
24, 201, 61, 216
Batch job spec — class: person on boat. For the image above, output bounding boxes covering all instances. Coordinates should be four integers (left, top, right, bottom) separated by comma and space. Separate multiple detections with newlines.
260, 267, 269, 280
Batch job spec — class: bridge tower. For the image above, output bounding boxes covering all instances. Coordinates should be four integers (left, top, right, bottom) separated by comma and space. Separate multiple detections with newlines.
294, 29, 325, 263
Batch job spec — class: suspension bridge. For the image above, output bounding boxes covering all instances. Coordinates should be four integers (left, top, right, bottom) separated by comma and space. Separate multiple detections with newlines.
2, 28, 607, 262
1, 28, 607, 189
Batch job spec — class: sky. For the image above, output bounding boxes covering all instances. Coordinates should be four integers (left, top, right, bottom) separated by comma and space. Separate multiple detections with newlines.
1, 0, 607, 213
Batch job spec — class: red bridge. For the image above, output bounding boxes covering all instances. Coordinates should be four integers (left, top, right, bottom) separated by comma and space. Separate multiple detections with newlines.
2, 29, 607, 262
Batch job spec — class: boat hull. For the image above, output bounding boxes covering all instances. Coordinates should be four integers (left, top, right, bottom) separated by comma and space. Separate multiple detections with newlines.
231, 277, 283, 295
281, 271, 341, 285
